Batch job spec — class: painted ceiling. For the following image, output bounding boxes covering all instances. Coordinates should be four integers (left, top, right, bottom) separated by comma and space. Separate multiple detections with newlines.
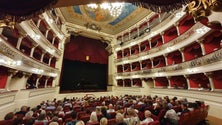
59, 3, 152, 35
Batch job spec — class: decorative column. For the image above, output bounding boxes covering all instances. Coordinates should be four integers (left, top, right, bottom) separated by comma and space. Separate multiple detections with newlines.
167, 76, 171, 88
52, 37, 55, 45
148, 38, 152, 49
129, 47, 132, 56
197, 39, 206, 56
164, 54, 168, 66
139, 61, 142, 70
150, 58, 154, 68
16, 34, 24, 49
5, 69, 18, 90
35, 75, 42, 88
48, 56, 52, 65
123, 79, 125, 87
174, 22, 180, 36
40, 51, 46, 62
160, 32, 165, 44
45, 29, 49, 38
130, 63, 132, 72
158, 14, 161, 22
138, 43, 141, 53
184, 75, 191, 89
131, 79, 133, 87
179, 48, 185, 62
30, 45, 37, 57
205, 72, 215, 91
152, 77, 156, 88
44, 77, 49, 88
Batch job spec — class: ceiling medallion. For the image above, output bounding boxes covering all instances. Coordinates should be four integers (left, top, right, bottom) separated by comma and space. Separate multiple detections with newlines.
84, 23, 101, 31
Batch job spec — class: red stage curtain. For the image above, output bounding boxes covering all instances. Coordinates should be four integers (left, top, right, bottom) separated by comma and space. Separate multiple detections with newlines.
64, 36, 108, 64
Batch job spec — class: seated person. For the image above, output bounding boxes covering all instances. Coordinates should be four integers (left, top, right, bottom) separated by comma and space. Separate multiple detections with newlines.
116, 113, 127, 125
107, 104, 115, 113
100, 117, 108, 125
87, 112, 98, 124
178, 103, 190, 116
66, 111, 78, 125
140, 110, 154, 125
163, 104, 179, 125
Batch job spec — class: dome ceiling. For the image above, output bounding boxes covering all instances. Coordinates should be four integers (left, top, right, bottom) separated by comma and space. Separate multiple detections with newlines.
59, 3, 152, 35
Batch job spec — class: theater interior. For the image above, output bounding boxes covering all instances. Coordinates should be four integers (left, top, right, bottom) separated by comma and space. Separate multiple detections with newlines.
0, 0, 222, 124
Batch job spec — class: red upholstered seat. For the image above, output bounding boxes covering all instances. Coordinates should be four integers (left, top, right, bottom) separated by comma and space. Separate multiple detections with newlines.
86, 121, 99, 125
108, 112, 116, 119
80, 115, 90, 123
151, 114, 158, 121
108, 118, 116, 125
148, 121, 160, 125
179, 112, 190, 125
0, 119, 14, 125
34, 121, 47, 125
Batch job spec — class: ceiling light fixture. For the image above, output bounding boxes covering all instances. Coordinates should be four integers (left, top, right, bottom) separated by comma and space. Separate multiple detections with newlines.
86, 2, 124, 21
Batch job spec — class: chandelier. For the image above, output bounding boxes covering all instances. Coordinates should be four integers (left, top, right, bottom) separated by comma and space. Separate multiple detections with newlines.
85, 2, 124, 21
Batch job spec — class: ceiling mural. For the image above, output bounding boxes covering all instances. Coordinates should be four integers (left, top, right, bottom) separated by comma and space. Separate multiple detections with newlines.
60, 3, 152, 35
73, 3, 137, 26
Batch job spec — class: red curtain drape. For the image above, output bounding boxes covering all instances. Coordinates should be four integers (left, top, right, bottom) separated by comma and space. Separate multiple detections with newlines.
64, 36, 108, 64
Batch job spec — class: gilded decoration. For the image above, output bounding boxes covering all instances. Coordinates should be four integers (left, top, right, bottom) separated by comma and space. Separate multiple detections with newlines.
187, 0, 222, 24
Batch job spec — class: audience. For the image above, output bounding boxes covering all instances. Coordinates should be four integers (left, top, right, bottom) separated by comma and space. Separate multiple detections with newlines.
0, 95, 209, 125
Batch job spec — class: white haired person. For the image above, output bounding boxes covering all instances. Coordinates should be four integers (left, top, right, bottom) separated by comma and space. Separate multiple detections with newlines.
140, 110, 153, 125
88, 111, 98, 124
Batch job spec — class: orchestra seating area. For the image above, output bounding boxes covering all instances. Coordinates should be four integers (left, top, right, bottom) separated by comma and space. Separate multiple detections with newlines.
0, 94, 209, 125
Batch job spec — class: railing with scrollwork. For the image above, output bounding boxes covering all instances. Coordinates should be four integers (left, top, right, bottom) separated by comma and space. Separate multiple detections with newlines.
0, 35, 59, 77
115, 22, 210, 65
116, 48, 222, 79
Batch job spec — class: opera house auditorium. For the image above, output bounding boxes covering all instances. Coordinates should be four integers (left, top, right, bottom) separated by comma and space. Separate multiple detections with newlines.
0, 0, 222, 125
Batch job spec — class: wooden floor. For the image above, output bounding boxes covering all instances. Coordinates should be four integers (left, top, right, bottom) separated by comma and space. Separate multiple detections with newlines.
206, 116, 222, 125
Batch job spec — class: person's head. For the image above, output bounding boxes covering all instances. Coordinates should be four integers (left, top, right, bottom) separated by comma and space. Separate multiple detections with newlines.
144, 110, 152, 118
25, 111, 34, 119
100, 117, 108, 125
127, 108, 136, 117
49, 122, 59, 125
76, 120, 85, 125
108, 104, 114, 109
90, 111, 98, 122
96, 106, 101, 114
181, 103, 188, 110
21, 106, 28, 112
116, 113, 124, 123
37, 114, 46, 120
4, 112, 15, 120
